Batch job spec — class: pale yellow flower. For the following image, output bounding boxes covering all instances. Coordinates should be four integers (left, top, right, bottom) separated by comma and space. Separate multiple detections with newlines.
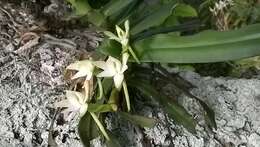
104, 20, 130, 47
94, 55, 129, 90
55, 91, 88, 119
67, 60, 94, 80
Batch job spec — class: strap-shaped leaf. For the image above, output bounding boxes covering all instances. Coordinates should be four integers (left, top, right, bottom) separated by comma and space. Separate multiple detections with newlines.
156, 65, 217, 130
128, 79, 196, 133
99, 24, 260, 63
88, 103, 117, 113
113, 0, 142, 25
130, 1, 177, 35
133, 23, 260, 63
106, 131, 122, 147
132, 21, 201, 42
163, 101, 196, 134
102, 0, 135, 16
119, 112, 157, 128
108, 88, 120, 106
78, 112, 99, 147
195, 98, 217, 129
102, 78, 114, 97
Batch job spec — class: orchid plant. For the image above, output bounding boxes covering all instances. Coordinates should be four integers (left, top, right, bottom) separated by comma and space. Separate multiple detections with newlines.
55, 20, 139, 143
54, 0, 260, 146
54, 19, 219, 146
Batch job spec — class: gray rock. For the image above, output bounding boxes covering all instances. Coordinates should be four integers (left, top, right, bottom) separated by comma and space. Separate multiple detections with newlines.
102, 71, 260, 147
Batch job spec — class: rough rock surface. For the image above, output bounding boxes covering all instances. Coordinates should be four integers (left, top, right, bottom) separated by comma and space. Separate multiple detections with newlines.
105, 72, 260, 147
0, 1, 92, 146
0, 1, 260, 147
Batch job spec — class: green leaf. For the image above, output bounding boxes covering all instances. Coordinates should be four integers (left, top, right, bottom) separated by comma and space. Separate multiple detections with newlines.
88, 103, 117, 113
155, 65, 216, 129
133, 23, 260, 63
108, 88, 120, 105
106, 131, 122, 147
163, 101, 196, 134
102, 78, 114, 97
128, 79, 196, 133
78, 112, 99, 147
195, 98, 217, 129
88, 0, 110, 9
113, 0, 142, 25
162, 14, 179, 27
119, 112, 157, 128
90, 112, 110, 140
102, 0, 135, 16
98, 23, 200, 60
174, 4, 198, 17
66, 0, 105, 26
130, 1, 177, 35
66, 0, 92, 16
132, 21, 201, 42
87, 10, 106, 26
98, 39, 121, 60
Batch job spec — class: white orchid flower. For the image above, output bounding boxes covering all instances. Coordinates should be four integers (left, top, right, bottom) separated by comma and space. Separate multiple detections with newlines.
67, 60, 95, 80
104, 20, 140, 63
94, 55, 129, 90
104, 20, 130, 47
115, 20, 129, 47
55, 91, 88, 119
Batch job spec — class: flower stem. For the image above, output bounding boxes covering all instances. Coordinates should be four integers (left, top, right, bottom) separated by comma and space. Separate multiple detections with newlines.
122, 80, 130, 112
90, 112, 110, 141
128, 46, 140, 64
83, 80, 90, 103
97, 78, 103, 100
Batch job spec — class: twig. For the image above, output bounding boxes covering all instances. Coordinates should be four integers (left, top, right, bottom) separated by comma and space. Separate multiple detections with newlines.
43, 34, 77, 49
0, 7, 22, 27
48, 108, 60, 147
0, 7, 22, 34
14, 32, 40, 54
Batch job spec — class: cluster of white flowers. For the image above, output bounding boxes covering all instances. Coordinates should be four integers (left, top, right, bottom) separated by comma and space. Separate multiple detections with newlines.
55, 20, 134, 119
210, 0, 234, 15
54, 21, 135, 141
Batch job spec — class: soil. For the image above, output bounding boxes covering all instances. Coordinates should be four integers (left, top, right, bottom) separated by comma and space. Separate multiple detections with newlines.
0, 1, 97, 146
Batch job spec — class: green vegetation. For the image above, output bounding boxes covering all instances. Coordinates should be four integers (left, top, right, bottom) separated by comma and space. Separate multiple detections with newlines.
55, 0, 260, 146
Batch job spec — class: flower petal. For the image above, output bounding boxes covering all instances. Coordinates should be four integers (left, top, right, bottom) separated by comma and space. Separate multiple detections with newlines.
104, 31, 117, 39
79, 104, 88, 117
113, 74, 124, 90
86, 72, 93, 81
121, 64, 128, 73
93, 61, 107, 70
62, 108, 73, 118
107, 56, 120, 64
67, 60, 92, 71
54, 99, 70, 108
67, 60, 94, 79
97, 70, 115, 77
71, 70, 89, 79
107, 56, 122, 72
124, 20, 130, 37
116, 25, 125, 39
104, 31, 120, 42
66, 90, 85, 106
106, 61, 117, 75
62, 109, 77, 120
